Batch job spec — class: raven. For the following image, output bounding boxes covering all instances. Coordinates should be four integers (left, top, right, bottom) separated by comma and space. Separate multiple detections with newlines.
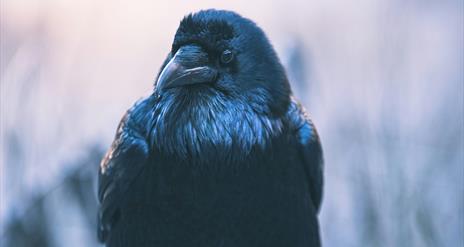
98, 9, 323, 247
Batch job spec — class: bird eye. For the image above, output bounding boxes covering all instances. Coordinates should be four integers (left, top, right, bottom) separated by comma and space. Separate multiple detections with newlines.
220, 50, 234, 64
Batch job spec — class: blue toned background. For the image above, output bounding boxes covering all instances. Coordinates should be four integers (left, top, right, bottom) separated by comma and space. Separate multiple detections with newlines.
1, 1, 463, 246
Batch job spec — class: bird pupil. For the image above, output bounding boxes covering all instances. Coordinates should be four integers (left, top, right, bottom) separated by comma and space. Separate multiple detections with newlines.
221, 50, 233, 64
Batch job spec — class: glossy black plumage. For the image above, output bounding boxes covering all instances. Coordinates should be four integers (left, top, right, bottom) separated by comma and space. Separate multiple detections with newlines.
98, 9, 323, 247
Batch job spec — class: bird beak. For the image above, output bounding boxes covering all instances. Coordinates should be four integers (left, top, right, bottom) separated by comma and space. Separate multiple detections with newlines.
156, 45, 217, 91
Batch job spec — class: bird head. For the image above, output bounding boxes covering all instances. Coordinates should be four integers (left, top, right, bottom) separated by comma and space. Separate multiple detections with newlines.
155, 9, 291, 115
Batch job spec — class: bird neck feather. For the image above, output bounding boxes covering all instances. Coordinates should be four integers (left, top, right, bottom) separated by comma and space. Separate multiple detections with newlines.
148, 89, 283, 164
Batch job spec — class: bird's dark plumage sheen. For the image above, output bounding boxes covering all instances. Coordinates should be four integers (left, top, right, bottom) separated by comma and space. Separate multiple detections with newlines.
98, 9, 323, 247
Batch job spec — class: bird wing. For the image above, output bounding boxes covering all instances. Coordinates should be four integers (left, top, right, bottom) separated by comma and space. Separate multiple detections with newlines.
287, 99, 324, 212
97, 98, 152, 242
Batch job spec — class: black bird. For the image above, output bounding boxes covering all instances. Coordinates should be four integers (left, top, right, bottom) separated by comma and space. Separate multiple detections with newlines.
98, 9, 323, 247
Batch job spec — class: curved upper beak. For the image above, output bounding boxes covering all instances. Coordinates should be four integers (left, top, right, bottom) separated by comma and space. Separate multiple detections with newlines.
156, 45, 217, 91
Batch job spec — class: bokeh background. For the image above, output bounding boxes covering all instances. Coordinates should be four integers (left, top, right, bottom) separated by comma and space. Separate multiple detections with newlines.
1, 1, 463, 246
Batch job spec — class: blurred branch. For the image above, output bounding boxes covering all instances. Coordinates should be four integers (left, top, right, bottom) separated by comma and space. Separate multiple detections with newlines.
2, 146, 104, 247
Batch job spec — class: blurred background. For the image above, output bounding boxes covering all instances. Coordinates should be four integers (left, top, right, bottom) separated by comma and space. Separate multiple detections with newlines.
1, 0, 463, 246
